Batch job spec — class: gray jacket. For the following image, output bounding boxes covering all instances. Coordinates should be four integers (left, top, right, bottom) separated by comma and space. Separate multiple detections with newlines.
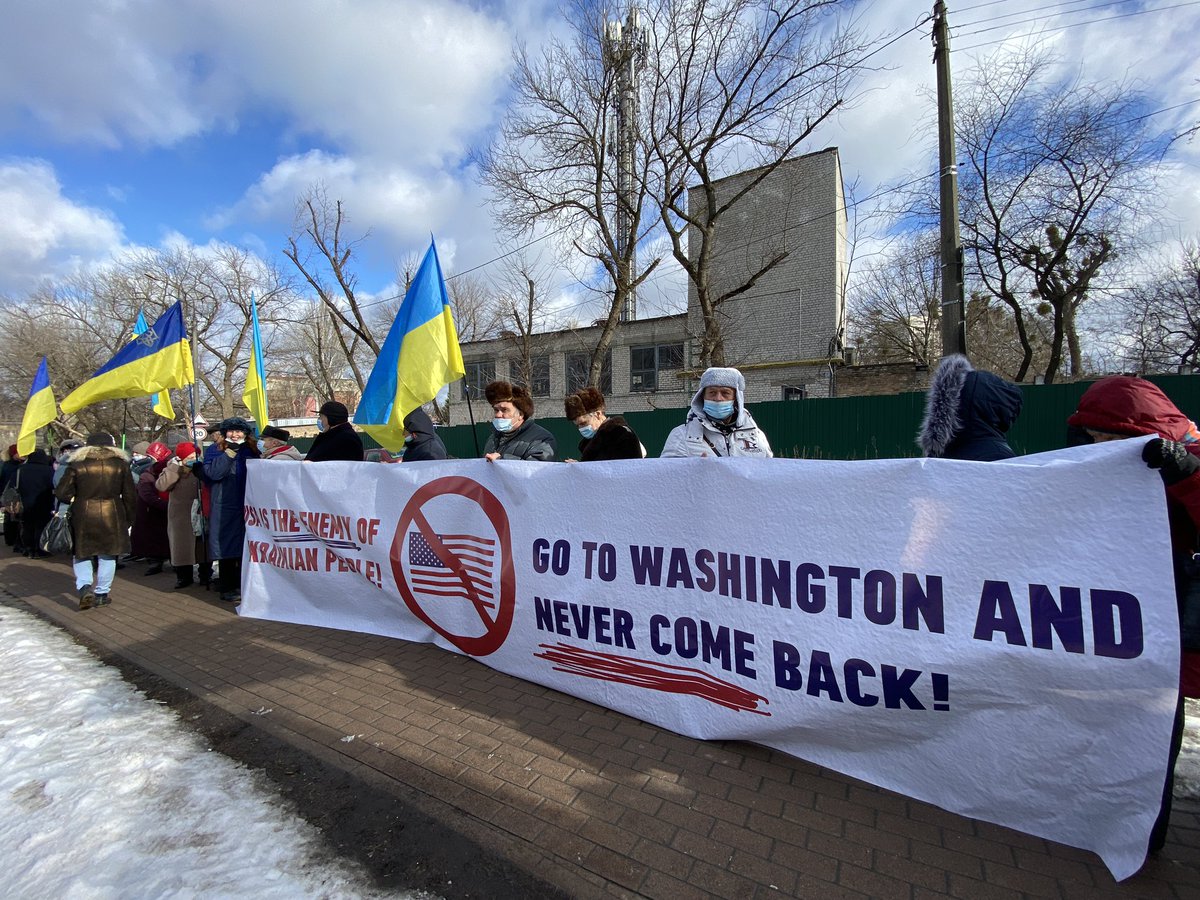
482, 419, 557, 461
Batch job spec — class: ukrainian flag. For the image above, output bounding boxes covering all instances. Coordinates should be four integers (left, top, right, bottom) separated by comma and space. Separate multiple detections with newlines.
60, 301, 194, 414
134, 310, 176, 420
17, 357, 56, 456
241, 295, 268, 430
356, 238, 464, 449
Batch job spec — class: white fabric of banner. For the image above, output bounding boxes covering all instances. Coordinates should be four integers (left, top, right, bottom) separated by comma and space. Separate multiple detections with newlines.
240, 439, 1178, 880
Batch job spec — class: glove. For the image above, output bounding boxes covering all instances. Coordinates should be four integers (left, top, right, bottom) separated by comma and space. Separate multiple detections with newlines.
1142, 438, 1200, 486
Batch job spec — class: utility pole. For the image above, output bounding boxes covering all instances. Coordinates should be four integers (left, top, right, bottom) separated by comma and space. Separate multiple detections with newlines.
603, 6, 645, 323
932, 1, 966, 357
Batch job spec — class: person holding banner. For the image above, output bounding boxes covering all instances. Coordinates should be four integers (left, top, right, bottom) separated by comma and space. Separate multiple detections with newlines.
54, 432, 137, 610
660, 367, 772, 459
917, 354, 1023, 461
305, 401, 364, 462
482, 381, 556, 462
205, 417, 260, 603
258, 426, 302, 461
563, 387, 643, 461
1067, 375, 1200, 855
400, 408, 447, 462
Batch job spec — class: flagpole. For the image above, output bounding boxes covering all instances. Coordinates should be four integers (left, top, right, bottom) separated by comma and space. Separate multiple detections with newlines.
464, 384, 480, 456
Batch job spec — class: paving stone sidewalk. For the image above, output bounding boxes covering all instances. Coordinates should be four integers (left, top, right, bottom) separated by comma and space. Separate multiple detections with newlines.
2, 555, 1198, 899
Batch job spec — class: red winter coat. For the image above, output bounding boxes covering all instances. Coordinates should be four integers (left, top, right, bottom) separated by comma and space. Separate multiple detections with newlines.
1069, 376, 1200, 696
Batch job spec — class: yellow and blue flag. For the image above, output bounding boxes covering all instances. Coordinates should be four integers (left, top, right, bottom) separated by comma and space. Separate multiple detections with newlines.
357, 238, 465, 449
241, 295, 268, 431
17, 357, 56, 456
134, 310, 176, 420
61, 301, 194, 414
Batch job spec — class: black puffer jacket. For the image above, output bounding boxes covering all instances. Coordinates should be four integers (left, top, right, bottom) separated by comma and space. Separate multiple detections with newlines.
917, 355, 1023, 461
483, 419, 557, 461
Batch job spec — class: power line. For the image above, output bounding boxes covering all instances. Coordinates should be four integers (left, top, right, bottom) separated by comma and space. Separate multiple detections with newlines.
954, 0, 1138, 32
955, 1, 1200, 52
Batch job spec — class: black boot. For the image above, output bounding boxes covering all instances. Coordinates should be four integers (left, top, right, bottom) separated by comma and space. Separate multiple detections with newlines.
143, 560, 164, 576
172, 565, 194, 589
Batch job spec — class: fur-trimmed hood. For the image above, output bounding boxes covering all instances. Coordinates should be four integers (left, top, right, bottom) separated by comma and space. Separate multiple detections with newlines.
66, 444, 130, 464
917, 355, 1023, 461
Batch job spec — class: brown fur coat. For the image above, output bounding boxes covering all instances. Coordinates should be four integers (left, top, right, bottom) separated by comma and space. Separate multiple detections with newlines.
54, 445, 137, 557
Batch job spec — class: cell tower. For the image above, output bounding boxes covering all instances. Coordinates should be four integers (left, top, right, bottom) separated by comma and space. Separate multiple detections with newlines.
603, 6, 646, 322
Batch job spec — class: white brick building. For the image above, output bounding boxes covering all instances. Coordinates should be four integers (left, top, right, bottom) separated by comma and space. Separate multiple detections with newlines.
450, 147, 847, 421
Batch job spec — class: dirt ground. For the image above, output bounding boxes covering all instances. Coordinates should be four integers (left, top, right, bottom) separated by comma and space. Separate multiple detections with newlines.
74, 637, 570, 900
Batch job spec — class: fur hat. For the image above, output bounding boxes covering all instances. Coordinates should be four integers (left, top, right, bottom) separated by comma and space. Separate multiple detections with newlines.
318, 400, 349, 425
146, 441, 172, 463
564, 387, 605, 420
917, 355, 973, 457
260, 425, 291, 443
699, 367, 745, 394
85, 432, 116, 447
484, 380, 534, 419
218, 417, 254, 436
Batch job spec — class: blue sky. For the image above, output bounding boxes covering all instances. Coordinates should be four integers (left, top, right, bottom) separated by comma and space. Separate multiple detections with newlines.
1, 0, 1198, 318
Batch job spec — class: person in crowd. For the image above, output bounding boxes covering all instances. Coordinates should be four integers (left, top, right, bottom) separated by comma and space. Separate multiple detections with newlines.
660, 367, 772, 458
258, 426, 302, 461
916, 354, 1024, 462
1066, 375, 1200, 854
401, 407, 447, 462
52, 438, 84, 488
205, 417, 259, 603
482, 381, 556, 462
305, 401, 364, 462
563, 387, 643, 461
131, 441, 172, 576
54, 432, 137, 610
129, 441, 154, 479
155, 441, 208, 589
16, 448, 54, 558
2, 444, 24, 553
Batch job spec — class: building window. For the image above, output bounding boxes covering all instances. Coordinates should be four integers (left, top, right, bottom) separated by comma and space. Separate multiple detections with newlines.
566, 350, 612, 395
782, 385, 807, 401
630, 342, 684, 392
512, 354, 551, 397
462, 359, 495, 400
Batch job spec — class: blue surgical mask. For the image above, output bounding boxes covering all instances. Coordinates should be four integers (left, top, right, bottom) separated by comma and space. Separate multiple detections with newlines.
578, 425, 595, 439
256, 439, 266, 453
404, 434, 414, 444
704, 400, 735, 420
316, 419, 326, 433
493, 418, 513, 433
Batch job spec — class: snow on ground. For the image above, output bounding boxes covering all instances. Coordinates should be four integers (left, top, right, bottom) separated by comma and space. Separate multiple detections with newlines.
1178, 700, 1200, 799
0, 605, 432, 899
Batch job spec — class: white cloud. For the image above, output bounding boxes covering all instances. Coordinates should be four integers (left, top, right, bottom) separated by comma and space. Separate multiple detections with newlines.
0, 159, 125, 294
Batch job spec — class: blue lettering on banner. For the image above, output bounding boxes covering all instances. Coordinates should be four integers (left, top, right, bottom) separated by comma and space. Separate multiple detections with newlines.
772, 640, 950, 710
973, 581, 1143, 659
532, 596, 635, 648
648, 614, 756, 678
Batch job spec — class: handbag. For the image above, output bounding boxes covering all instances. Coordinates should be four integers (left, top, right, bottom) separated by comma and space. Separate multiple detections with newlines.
2, 474, 22, 517
39, 508, 72, 556
190, 497, 206, 538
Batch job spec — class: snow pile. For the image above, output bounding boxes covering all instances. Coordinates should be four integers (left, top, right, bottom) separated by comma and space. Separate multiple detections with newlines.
0, 606, 429, 898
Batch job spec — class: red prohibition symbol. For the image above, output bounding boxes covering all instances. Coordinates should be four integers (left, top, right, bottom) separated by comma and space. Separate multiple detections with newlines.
390, 476, 516, 656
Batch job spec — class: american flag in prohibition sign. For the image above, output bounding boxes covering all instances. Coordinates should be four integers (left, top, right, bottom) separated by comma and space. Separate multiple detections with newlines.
407, 531, 497, 610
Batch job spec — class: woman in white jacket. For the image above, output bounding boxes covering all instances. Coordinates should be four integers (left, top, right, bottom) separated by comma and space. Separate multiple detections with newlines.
660, 367, 772, 458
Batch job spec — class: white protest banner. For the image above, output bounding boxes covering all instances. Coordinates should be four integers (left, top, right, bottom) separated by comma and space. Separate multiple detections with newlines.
240, 439, 1179, 880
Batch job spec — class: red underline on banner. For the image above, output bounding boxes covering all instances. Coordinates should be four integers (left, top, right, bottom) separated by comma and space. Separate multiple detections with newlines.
534, 643, 770, 715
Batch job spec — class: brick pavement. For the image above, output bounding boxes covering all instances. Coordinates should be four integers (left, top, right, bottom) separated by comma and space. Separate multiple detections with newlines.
3, 554, 1199, 899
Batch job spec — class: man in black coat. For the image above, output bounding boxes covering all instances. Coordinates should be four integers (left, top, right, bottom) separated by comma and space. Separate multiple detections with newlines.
305, 401, 365, 462
401, 407, 448, 462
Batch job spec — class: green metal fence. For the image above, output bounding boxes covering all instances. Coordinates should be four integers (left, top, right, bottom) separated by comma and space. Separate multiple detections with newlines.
296, 374, 1200, 461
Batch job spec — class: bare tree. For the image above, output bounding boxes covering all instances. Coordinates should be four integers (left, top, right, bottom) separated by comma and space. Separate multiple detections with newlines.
954, 48, 1164, 382
645, 0, 870, 366
481, 0, 661, 388
849, 232, 941, 365
284, 187, 379, 390
1115, 242, 1200, 374
446, 272, 503, 344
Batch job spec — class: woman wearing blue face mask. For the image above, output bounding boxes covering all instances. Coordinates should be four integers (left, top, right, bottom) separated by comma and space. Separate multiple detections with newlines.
660, 367, 773, 458
482, 381, 557, 462
563, 387, 644, 462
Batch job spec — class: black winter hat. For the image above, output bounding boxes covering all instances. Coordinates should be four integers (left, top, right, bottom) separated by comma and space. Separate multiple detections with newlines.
218, 417, 254, 436
319, 401, 349, 425
260, 425, 291, 442
85, 432, 116, 447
